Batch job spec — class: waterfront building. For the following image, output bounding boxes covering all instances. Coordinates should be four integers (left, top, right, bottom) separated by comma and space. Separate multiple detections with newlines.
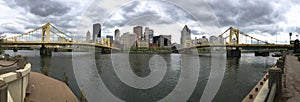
199, 36, 209, 45
153, 35, 172, 48
93, 23, 101, 43
120, 32, 137, 50
181, 25, 191, 46
133, 26, 143, 40
149, 29, 154, 44
86, 31, 91, 42
114, 29, 120, 42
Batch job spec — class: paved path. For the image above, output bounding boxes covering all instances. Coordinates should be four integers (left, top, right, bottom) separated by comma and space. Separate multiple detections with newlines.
280, 56, 300, 102
24, 72, 79, 102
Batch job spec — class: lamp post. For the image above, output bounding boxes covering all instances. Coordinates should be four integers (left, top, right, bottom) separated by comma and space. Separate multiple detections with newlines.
290, 33, 292, 42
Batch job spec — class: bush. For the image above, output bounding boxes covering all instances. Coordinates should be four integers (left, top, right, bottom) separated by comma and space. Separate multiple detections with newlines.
0, 48, 3, 54
298, 56, 300, 61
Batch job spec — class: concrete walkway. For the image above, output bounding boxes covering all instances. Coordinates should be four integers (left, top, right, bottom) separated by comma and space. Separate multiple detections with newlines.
24, 72, 79, 102
279, 55, 300, 102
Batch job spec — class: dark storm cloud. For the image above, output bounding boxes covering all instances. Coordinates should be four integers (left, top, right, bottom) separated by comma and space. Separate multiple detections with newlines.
1, 0, 82, 36
0, 23, 24, 34
206, 0, 287, 35
13, 0, 71, 17
191, 30, 206, 35
102, 0, 202, 30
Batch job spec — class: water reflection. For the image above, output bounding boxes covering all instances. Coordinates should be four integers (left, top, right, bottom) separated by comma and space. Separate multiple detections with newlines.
227, 57, 240, 71
4, 51, 277, 101
40, 56, 51, 76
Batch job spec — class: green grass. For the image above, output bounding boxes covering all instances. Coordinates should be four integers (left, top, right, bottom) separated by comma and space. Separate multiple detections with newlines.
297, 56, 300, 61
0, 48, 3, 54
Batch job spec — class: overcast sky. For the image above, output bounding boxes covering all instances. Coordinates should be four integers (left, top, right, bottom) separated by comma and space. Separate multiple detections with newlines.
1, 0, 300, 44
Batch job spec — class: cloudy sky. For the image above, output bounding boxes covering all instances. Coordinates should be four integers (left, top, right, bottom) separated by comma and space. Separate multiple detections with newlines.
1, 0, 300, 44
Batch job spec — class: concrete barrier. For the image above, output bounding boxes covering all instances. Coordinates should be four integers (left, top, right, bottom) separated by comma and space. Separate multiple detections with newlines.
0, 80, 8, 102
243, 56, 285, 102
268, 66, 282, 95
0, 63, 31, 102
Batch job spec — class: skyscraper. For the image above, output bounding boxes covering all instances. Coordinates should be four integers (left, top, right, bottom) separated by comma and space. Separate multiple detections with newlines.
86, 31, 91, 42
133, 26, 143, 40
115, 29, 120, 42
93, 23, 101, 43
149, 29, 154, 43
181, 25, 191, 45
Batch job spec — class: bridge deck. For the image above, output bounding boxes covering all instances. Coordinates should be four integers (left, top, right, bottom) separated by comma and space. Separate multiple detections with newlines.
1, 41, 120, 50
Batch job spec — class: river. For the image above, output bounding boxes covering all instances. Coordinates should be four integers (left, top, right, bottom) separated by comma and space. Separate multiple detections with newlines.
5, 50, 277, 102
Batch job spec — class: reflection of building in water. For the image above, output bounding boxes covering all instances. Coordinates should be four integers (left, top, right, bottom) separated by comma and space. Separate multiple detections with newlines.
153, 35, 172, 48
120, 32, 137, 50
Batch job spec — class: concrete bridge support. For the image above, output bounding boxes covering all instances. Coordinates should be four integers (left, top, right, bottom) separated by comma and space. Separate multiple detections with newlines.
268, 67, 282, 95
227, 49, 241, 57
101, 48, 111, 54
13, 48, 18, 52
40, 45, 52, 56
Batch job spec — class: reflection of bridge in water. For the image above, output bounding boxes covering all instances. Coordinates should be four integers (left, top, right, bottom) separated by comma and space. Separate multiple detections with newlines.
179, 27, 293, 57
0, 23, 119, 56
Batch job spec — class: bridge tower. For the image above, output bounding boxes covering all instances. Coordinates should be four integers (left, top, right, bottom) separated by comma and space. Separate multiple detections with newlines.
227, 27, 241, 57
42, 23, 51, 43
228, 27, 240, 45
40, 23, 52, 56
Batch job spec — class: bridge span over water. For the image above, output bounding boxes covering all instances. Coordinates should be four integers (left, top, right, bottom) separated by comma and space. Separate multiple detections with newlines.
0, 23, 119, 56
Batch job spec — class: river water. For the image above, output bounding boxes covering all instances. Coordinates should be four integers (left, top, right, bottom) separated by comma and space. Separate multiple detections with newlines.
5, 50, 277, 102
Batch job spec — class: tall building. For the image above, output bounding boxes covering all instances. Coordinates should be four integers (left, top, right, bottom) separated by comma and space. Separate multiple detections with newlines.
133, 26, 143, 40
144, 27, 154, 44
93, 23, 101, 43
120, 32, 137, 50
149, 29, 154, 43
144, 27, 150, 40
114, 29, 120, 42
86, 31, 91, 42
181, 25, 191, 45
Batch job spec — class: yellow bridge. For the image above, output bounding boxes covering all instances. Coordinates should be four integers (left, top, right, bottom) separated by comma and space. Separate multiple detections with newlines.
180, 27, 294, 56
182, 27, 293, 49
0, 23, 119, 56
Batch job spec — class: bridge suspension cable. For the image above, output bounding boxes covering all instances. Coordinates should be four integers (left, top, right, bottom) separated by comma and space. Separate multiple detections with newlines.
4, 23, 74, 43
219, 27, 269, 45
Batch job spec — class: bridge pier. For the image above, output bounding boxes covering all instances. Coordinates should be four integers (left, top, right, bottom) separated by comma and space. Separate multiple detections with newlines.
227, 48, 241, 57
101, 48, 111, 54
40, 45, 52, 56
13, 48, 18, 52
